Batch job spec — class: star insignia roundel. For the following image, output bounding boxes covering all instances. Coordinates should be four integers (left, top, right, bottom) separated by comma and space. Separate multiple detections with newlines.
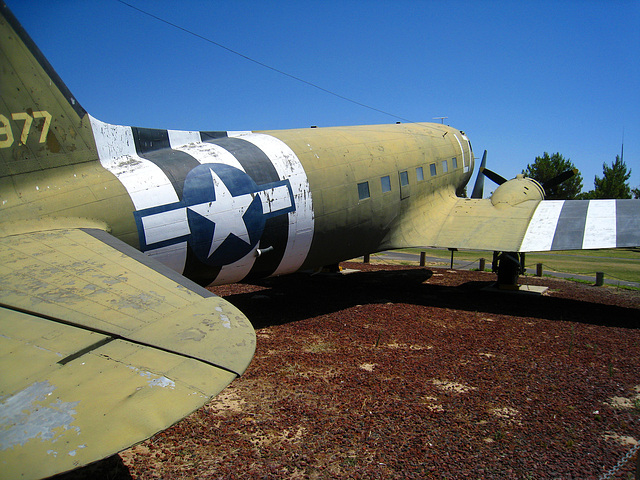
183, 163, 265, 266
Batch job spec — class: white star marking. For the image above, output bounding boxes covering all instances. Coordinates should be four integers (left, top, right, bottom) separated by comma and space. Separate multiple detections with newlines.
187, 167, 255, 258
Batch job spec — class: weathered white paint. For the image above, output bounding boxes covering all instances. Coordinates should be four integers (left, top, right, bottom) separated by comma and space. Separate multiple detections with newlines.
90, 116, 137, 160
174, 141, 245, 171
260, 184, 293, 214
145, 242, 188, 273
140, 208, 189, 245
90, 116, 187, 271
238, 133, 314, 277
583, 200, 617, 249
520, 200, 565, 251
90, 117, 179, 211
168, 130, 201, 148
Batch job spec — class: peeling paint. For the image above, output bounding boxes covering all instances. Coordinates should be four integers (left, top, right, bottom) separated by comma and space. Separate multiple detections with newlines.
148, 377, 175, 388
68, 444, 86, 456
109, 292, 164, 311
180, 328, 205, 341
127, 366, 175, 389
116, 157, 143, 168
215, 306, 231, 329
0, 381, 80, 451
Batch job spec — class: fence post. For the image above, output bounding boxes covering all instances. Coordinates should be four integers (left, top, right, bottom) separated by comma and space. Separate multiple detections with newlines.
479, 258, 485, 271
363, 254, 370, 264
595, 272, 604, 286
448, 248, 457, 270
536, 263, 543, 277
420, 252, 426, 267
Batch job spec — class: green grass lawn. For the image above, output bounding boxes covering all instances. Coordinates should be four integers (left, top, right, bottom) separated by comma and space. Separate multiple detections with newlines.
392, 247, 640, 283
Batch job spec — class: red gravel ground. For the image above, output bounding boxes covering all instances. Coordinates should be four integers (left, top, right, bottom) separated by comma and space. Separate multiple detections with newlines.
54, 262, 640, 479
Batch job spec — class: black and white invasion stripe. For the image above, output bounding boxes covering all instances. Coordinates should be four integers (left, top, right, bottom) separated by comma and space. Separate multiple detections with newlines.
90, 116, 314, 285
520, 199, 640, 251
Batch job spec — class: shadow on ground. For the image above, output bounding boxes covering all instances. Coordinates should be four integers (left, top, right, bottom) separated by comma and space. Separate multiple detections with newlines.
225, 267, 640, 330
49, 455, 132, 480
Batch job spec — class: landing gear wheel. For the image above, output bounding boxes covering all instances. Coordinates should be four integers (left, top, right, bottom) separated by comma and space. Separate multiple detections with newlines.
493, 252, 525, 288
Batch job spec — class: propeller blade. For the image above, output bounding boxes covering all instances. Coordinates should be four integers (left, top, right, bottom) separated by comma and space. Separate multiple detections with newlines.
542, 168, 578, 189
482, 167, 508, 186
470, 150, 487, 199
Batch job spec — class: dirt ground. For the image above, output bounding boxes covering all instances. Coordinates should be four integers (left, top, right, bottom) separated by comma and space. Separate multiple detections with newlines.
53, 262, 640, 479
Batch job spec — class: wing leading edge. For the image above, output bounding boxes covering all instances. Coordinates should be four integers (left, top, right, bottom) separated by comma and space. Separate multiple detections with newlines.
0, 228, 255, 480
420, 198, 640, 253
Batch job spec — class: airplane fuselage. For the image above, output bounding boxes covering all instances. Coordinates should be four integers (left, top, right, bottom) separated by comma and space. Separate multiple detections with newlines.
1, 114, 473, 286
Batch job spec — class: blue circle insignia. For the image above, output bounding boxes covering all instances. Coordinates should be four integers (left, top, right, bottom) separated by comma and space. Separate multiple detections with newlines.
183, 163, 265, 266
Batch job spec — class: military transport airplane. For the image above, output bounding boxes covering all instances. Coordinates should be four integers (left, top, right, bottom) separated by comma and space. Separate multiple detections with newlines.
1, 3, 639, 479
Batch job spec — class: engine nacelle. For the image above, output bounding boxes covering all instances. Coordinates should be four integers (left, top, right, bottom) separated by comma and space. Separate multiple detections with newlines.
490, 174, 545, 206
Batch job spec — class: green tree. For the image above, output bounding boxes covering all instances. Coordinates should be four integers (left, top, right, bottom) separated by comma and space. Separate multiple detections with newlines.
631, 186, 640, 199
576, 190, 595, 200
522, 152, 583, 199
586, 155, 632, 199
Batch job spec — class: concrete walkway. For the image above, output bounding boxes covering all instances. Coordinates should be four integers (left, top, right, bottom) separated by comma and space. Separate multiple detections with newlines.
358, 251, 640, 289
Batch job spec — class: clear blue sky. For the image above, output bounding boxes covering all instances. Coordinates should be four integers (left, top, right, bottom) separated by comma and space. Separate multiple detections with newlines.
7, 0, 640, 194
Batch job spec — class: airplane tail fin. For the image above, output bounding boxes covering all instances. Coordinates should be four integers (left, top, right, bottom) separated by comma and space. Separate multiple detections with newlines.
0, 3, 97, 177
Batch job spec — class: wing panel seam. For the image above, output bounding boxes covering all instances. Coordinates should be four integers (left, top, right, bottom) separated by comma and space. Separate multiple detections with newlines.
0, 303, 240, 376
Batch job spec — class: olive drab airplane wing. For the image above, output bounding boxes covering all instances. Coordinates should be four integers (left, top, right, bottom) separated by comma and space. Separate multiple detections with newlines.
0, 6, 254, 479
0, 229, 254, 479
393, 186, 640, 254
2, 2, 640, 479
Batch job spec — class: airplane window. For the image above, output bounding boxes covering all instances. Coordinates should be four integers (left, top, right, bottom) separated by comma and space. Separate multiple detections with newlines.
400, 171, 409, 187
358, 181, 370, 200
442, 160, 448, 173
381, 175, 391, 192
430, 163, 437, 176
416, 167, 424, 182
452, 157, 458, 169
